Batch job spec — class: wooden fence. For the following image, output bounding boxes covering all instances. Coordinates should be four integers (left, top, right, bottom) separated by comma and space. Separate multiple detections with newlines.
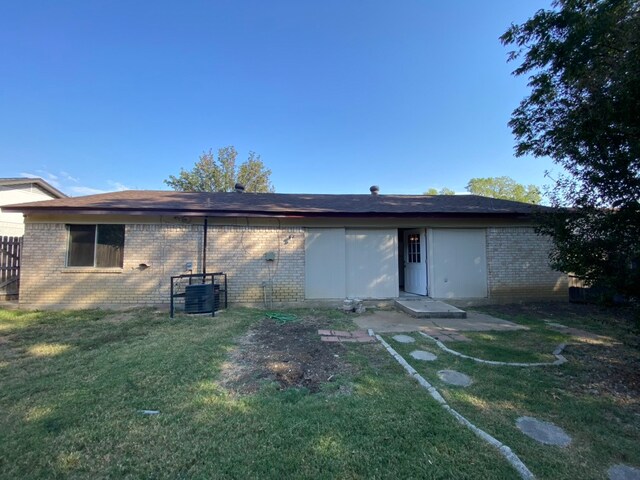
0, 236, 21, 297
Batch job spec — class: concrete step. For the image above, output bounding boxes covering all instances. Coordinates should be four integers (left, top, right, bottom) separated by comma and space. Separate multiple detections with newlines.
394, 298, 466, 319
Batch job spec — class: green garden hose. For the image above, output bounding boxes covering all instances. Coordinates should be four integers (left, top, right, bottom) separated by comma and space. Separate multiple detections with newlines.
266, 312, 298, 323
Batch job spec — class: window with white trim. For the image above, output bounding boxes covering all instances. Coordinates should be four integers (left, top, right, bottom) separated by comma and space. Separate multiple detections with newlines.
407, 233, 421, 263
67, 225, 125, 268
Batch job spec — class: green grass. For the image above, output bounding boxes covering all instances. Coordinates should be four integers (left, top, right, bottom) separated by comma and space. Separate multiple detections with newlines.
1, 307, 518, 479
444, 314, 568, 364
386, 308, 640, 480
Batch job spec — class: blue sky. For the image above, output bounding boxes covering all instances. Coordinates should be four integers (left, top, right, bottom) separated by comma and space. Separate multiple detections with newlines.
0, 0, 556, 196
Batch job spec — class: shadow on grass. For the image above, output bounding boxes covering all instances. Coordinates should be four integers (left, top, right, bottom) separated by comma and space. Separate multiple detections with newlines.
0, 306, 518, 479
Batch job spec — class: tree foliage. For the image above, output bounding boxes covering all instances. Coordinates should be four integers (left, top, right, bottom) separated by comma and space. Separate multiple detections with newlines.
466, 176, 541, 204
502, 0, 640, 299
423, 177, 541, 203
424, 187, 455, 195
165, 146, 274, 193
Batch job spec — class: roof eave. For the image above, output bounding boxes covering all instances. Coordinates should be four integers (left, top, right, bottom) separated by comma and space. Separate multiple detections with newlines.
7, 206, 537, 219
0, 178, 67, 198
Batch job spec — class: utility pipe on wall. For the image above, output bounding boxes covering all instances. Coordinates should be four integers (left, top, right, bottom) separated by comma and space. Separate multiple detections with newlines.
203, 217, 208, 277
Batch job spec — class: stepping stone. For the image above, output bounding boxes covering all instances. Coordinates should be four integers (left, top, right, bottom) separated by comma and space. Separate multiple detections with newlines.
392, 334, 415, 344
608, 464, 640, 480
516, 416, 572, 446
410, 350, 437, 361
438, 370, 473, 387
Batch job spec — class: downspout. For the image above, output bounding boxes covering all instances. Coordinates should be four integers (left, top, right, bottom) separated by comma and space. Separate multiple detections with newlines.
203, 217, 208, 277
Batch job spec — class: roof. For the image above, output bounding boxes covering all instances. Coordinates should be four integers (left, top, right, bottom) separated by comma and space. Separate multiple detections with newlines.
2, 190, 548, 218
0, 177, 67, 199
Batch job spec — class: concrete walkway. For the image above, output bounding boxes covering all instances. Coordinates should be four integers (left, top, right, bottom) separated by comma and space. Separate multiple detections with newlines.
355, 309, 527, 335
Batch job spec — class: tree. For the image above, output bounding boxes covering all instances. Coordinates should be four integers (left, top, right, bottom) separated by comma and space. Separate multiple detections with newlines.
466, 176, 541, 204
501, 0, 640, 300
165, 146, 274, 193
424, 187, 455, 195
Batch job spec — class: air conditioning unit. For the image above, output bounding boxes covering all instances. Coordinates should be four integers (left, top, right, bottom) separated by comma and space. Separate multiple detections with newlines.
184, 284, 214, 314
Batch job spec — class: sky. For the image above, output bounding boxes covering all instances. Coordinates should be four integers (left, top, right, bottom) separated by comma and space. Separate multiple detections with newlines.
0, 0, 558, 197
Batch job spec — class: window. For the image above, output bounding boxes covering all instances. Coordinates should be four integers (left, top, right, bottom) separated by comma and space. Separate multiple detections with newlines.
67, 225, 125, 268
407, 233, 421, 263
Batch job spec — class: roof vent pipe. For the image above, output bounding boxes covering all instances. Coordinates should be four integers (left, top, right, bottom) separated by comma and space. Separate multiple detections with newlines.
370, 185, 380, 195
234, 183, 245, 193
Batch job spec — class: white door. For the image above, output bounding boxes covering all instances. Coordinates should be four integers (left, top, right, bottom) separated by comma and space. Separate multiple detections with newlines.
404, 229, 427, 295
346, 229, 398, 298
305, 228, 346, 298
305, 228, 398, 299
430, 229, 487, 298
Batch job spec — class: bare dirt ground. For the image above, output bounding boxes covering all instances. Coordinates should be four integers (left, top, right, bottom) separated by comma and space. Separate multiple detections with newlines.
219, 314, 361, 394
563, 343, 640, 409
483, 302, 640, 409
483, 302, 639, 340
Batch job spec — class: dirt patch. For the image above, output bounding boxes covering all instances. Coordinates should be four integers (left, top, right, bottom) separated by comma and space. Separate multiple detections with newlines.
220, 316, 361, 394
561, 343, 640, 411
483, 303, 640, 409
482, 302, 639, 344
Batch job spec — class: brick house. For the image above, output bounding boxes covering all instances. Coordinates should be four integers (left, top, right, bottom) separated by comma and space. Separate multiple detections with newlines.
3, 190, 567, 308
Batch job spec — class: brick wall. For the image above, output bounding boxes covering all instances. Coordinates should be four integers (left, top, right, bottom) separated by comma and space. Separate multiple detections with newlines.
19, 222, 305, 308
20, 221, 567, 308
486, 227, 568, 301
206, 226, 305, 303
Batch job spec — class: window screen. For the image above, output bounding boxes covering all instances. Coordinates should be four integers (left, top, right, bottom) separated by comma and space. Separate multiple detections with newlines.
96, 225, 125, 267
68, 225, 96, 266
67, 225, 125, 268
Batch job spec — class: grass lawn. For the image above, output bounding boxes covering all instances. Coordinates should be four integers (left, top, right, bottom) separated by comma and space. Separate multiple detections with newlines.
1, 307, 515, 479
386, 304, 640, 480
1, 304, 638, 479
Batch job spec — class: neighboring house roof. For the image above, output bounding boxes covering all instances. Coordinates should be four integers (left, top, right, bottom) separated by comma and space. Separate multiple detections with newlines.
2, 190, 549, 218
0, 177, 67, 199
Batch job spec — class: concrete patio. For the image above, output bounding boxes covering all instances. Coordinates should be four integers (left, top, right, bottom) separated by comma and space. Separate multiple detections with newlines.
354, 309, 527, 337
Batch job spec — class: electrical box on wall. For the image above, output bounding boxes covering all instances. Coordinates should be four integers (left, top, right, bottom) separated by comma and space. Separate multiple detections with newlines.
264, 251, 276, 262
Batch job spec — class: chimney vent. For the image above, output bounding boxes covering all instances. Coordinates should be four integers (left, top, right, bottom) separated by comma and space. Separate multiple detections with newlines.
369, 185, 380, 195
234, 183, 245, 193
